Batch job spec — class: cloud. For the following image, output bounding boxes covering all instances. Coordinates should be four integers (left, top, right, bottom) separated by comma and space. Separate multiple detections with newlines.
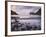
11, 5, 41, 15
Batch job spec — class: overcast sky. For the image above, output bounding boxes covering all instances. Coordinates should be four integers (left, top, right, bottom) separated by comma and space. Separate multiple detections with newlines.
11, 5, 41, 15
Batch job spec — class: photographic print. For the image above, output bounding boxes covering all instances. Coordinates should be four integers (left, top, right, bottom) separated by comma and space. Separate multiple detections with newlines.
11, 5, 41, 31
6, 1, 45, 36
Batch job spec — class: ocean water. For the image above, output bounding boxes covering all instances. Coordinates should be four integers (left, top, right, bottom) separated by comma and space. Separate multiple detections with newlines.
11, 15, 41, 31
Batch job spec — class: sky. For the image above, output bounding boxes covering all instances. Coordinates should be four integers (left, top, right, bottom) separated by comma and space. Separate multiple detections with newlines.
11, 5, 41, 15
